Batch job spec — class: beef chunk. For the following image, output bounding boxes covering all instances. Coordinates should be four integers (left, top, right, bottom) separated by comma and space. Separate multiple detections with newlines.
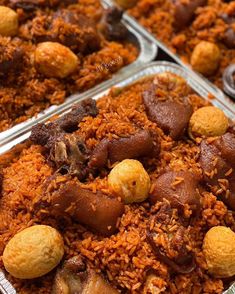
147, 202, 196, 274
30, 98, 98, 146
48, 133, 90, 179
224, 27, 235, 49
143, 83, 193, 140
99, 7, 128, 41
88, 129, 160, 169
53, 256, 118, 294
30, 98, 98, 179
9, 0, 77, 11
173, 0, 207, 30
199, 131, 235, 209
57, 99, 98, 133
39, 177, 124, 236
0, 43, 24, 75
31, 10, 101, 53
150, 170, 201, 215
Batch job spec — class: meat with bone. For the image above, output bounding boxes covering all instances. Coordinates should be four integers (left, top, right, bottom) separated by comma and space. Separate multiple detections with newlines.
37, 176, 124, 236
53, 255, 118, 294
199, 131, 235, 209
88, 129, 160, 169
149, 170, 201, 215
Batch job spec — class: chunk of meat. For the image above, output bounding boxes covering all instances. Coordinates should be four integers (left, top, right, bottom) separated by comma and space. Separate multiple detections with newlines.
9, 0, 77, 11
31, 11, 101, 53
147, 229, 196, 274
30, 99, 98, 179
30, 98, 98, 145
48, 133, 90, 179
199, 131, 235, 209
143, 84, 193, 140
88, 129, 160, 169
149, 170, 201, 214
173, 0, 207, 30
224, 27, 235, 49
99, 7, 128, 41
146, 202, 196, 274
53, 256, 118, 294
39, 177, 124, 236
56, 98, 98, 133
0, 42, 24, 75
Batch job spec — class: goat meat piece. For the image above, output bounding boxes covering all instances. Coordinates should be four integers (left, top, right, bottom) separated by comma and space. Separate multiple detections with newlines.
199, 131, 235, 209
89, 129, 160, 168
143, 83, 193, 140
150, 170, 201, 214
99, 7, 128, 41
53, 255, 118, 294
173, 0, 207, 30
39, 177, 124, 236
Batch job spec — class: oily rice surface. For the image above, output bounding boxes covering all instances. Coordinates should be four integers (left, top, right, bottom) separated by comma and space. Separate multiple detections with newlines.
0, 0, 138, 131
129, 0, 235, 89
0, 77, 235, 293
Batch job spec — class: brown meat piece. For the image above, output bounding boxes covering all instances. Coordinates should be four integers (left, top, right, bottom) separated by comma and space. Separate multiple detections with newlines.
224, 27, 235, 49
173, 0, 207, 30
147, 202, 196, 274
30, 99, 98, 179
9, 0, 77, 11
53, 256, 118, 294
147, 230, 196, 274
39, 177, 124, 236
88, 129, 160, 169
0, 41, 24, 75
199, 131, 235, 209
99, 7, 128, 41
56, 98, 98, 133
30, 98, 98, 145
149, 170, 201, 214
31, 10, 101, 53
143, 83, 193, 140
48, 133, 90, 179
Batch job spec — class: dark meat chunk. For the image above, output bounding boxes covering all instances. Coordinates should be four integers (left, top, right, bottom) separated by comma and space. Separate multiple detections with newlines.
173, 0, 207, 30
99, 7, 128, 41
143, 83, 193, 140
30, 98, 98, 146
53, 256, 118, 294
9, 0, 42, 11
9, 0, 77, 11
48, 133, 90, 179
29, 123, 50, 146
149, 170, 201, 215
88, 129, 160, 169
147, 229, 196, 274
56, 98, 98, 133
224, 27, 235, 49
31, 10, 101, 53
39, 177, 124, 236
30, 99, 98, 179
0, 41, 24, 75
147, 202, 196, 274
199, 131, 235, 209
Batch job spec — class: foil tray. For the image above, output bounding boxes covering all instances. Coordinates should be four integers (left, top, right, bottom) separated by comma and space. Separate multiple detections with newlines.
0, 61, 234, 293
108, 0, 235, 102
0, 0, 157, 145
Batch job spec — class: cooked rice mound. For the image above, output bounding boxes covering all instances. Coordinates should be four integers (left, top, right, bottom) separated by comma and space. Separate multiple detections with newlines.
0, 75, 234, 294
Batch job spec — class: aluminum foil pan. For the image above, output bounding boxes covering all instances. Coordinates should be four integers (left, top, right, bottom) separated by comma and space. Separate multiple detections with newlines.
0, 61, 234, 294
0, 0, 157, 143
108, 0, 235, 103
